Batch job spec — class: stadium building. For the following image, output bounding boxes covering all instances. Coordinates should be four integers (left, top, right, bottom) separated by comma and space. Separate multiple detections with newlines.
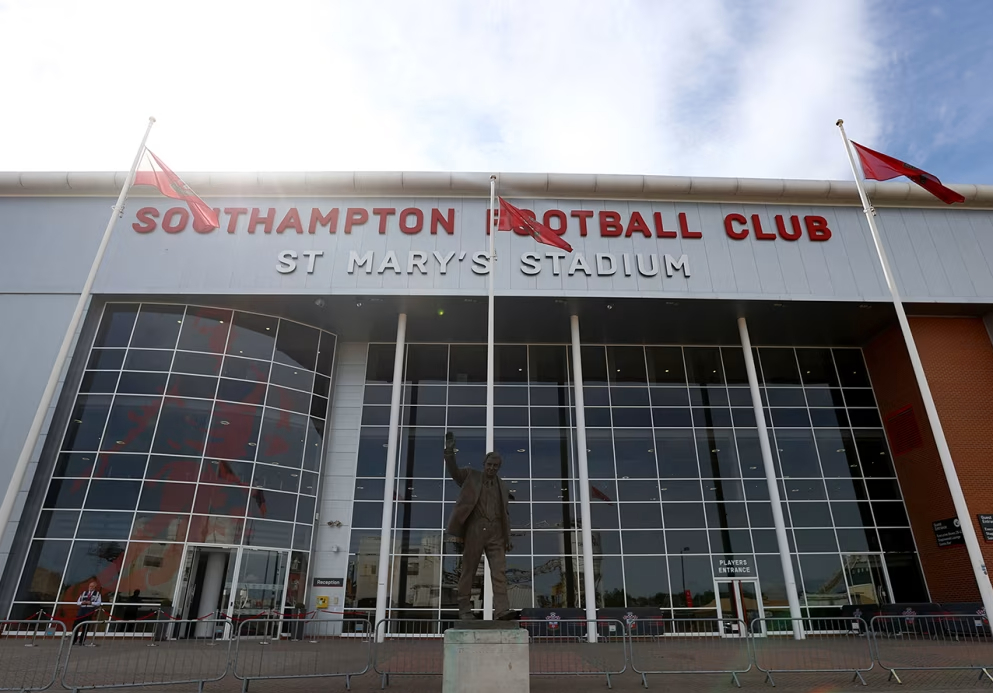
1, 170, 992, 630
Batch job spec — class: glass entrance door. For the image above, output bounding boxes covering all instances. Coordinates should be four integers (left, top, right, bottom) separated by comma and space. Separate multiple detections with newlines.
229, 549, 289, 622
173, 546, 289, 638
843, 554, 891, 605
173, 546, 236, 638
715, 578, 763, 636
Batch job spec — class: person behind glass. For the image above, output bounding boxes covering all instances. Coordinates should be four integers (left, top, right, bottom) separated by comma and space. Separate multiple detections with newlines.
443, 432, 515, 620
73, 580, 102, 646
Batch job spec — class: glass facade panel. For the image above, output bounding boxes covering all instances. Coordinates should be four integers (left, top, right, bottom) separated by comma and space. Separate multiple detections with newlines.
10, 303, 335, 621
353, 342, 924, 622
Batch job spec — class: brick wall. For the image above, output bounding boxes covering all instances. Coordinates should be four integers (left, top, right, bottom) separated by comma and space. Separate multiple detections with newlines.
863, 316, 993, 603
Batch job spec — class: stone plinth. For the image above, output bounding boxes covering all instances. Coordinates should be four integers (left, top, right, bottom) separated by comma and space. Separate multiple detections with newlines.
443, 627, 529, 693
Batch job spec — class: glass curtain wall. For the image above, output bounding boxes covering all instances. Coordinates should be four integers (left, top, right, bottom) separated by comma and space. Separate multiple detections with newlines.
349, 344, 581, 621
10, 303, 336, 622
347, 342, 927, 622
582, 345, 926, 619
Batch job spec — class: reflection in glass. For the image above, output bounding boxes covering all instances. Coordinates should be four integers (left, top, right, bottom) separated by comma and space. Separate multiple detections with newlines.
177, 307, 231, 353
15, 541, 71, 602
77, 511, 133, 539
131, 305, 184, 349
529, 346, 569, 384
101, 396, 162, 453
116, 542, 185, 602
95, 305, 138, 347
35, 511, 80, 539
79, 370, 120, 394
152, 398, 211, 456
667, 555, 712, 607
624, 556, 669, 606
62, 395, 112, 451
614, 429, 657, 478
62, 540, 127, 603
656, 429, 698, 478
759, 348, 801, 385
172, 351, 223, 377
131, 512, 190, 542
274, 321, 319, 371
226, 312, 277, 360
243, 520, 293, 548
116, 371, 168, 395
84, 480, 141, 510
684, 347, 723, 385
256, 409, 307, 467
798, 554, 847, 606
449, 345, 486, 383
13, 303, 335, 620
533, 555, 580, 608
138, 481, 195, 513
193, 485, 249, 516
187, 515, 244, 544
774, 430, 821, 478
206, 402, 263, 461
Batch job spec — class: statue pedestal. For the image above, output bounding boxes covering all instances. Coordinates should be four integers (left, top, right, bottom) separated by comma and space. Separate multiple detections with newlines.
443, 624, 529, 693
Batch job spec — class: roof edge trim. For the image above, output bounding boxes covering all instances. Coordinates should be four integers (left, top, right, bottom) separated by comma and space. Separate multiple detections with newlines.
2, 171, 992, 208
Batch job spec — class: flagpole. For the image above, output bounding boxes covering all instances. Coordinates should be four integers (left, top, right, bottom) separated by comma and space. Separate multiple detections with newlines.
0, 117, 156, 551
482, 174, 497, 620
836, 119, 993, 620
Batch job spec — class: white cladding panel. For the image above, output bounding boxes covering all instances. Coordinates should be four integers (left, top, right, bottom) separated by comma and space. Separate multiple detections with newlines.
0, 294, 82, 577
1, 196, 992, 302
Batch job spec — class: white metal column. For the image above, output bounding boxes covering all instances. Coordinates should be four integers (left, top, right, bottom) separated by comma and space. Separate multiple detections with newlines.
483, 175, 497, 619
374, 313, 406, 640
570, 315, 598, 642
195, 551, 226, 637
738, 317, 804, 638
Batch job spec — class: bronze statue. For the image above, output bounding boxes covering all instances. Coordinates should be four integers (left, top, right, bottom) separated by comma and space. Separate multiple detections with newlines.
444, 431, 515, 620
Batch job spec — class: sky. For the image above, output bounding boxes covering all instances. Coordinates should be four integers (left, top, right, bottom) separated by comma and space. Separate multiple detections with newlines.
0, 0, 991, 183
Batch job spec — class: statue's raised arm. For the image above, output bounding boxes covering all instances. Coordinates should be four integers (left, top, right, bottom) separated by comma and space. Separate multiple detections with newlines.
444, 431, 468, 486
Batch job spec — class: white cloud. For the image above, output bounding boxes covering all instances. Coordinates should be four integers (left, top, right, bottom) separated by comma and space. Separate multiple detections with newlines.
0, 0, 882, 179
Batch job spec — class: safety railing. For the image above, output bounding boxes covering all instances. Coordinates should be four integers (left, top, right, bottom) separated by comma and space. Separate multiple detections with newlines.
750, 617, 873, 686
624, 617, 752, 688
870, 613, 993, 684
11, 607, 993, 690
373, 618, 449, 689
523, 618, 627, 688
232, 614, 373, 692
61, 618, 231, 692
0, 617, 66, 692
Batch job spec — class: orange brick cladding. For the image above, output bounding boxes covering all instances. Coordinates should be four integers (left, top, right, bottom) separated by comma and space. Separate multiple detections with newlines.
863, 316, 993, 603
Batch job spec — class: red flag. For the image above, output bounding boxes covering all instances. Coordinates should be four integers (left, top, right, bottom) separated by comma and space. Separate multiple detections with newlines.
590, 484, 613, 505
252, 489, 268, 516
133, 149, 220, 231
851, 141, 965, 205
497, 197, 573, 252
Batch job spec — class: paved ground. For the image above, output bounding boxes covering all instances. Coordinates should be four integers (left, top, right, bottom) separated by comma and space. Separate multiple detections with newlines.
2, 631, 992, 692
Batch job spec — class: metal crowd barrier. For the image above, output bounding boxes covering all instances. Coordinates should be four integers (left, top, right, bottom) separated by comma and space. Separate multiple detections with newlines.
61, 618, 231, 693
524, 618, 627, 688
750, 617, 873, 686
0, 618, 66, 692
623, 617, 751, 688
870, 613, 993, 684
15, 607, 993, 690
373, 618, 447, 689
232, 615, 373, 691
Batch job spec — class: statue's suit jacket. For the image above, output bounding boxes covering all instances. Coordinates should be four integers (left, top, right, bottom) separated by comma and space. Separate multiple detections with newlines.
444, 450, 511, 547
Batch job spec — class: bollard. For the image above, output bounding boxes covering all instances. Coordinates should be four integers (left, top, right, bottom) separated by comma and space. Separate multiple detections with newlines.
25, 611, 43, 648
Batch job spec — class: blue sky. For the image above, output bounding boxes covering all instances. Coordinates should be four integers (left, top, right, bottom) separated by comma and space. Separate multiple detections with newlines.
0, 0, 990, 184
873, 0, 993, 185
